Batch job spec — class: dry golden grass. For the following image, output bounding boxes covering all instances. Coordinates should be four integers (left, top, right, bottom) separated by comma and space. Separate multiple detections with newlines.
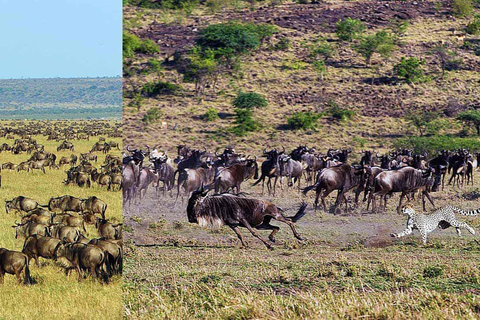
0, 120, 122, 320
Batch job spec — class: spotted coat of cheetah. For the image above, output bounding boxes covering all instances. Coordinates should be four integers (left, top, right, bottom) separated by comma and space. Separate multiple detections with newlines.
391, 204, 477, 244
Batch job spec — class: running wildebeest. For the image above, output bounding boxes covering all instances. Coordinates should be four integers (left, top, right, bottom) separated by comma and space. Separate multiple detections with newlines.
187, 186, 307, 250
0, 248, 34, 284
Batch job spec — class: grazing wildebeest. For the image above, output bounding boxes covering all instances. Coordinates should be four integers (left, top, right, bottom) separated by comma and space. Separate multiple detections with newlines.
48, 195, 84, 214
17, 161, 30, 172
0, 248, 34, 284
22, 235, 62, 267
2, 162, 15, 170
6, 196, 43, 214
252, 148, 283, 195
80, 153, 98, 163
57, 140, 74, 152
56, 214, 87, 233
91, 169, 112, 190
214, 158, 258, 194
187, 186, 307, 250
50, 224, 84, 243
54, 242, 109, 283
110, 172, 122, 191
21, 212, 52, 225
88, 238, 123, 275
13, 221, 50, 239
303, 164, 366, 214
81, 196, 108, 220
64, 170, 91, 188
368, 166, 439, 213
95, 218, 122, 240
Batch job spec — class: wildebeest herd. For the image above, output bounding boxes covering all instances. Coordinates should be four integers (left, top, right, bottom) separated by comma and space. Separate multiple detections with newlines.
3, 195, 122, 284
0, 121, 123, 285
123, 144, 480, 249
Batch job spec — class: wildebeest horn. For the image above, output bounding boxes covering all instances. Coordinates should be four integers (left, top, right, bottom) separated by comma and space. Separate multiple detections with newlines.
126, 145, 133, 152
282, 145, 285, 153
263, 148, 267, 154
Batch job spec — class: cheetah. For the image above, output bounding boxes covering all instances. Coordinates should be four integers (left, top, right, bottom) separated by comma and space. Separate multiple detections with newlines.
391, 204, 477, 244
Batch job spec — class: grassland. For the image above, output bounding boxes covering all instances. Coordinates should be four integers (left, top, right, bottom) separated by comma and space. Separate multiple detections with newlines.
0, 121, 122, 320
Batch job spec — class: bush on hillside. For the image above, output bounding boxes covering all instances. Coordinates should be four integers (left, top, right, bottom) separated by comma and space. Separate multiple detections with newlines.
393, 57, 427, 84
141, 81, 182, 97
287, 111, 321, 130
336, 18, 365, 42
354, 30, 395, 66
233, 91, 268, 109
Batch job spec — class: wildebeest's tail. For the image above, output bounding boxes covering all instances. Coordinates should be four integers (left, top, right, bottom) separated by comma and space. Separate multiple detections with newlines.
23, 256, 35, 285
302, 184, 317, 195
288, 202, 308, 223
102, 204, 107, 220
252, 174, 264, 187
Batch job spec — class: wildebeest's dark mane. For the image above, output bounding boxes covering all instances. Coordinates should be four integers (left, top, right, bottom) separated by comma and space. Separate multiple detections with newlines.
402, 167, 430, 190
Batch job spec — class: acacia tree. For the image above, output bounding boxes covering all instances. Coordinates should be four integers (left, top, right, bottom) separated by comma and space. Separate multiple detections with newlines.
354, 30, 395, 66
457, 110, 480, 135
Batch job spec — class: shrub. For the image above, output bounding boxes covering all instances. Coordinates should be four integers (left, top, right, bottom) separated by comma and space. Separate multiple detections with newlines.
141, 81, 182, 97
145, 59, 163, 74
457, 110, 480, 135
452, 0, 473, 17
389, 19, 409, 44
307, 40, 335, 62
138, 39, 160, 55
465, 14, 480, 34
393, 136, 480, 155
230, 108, 260, 136
176, 47, 219, 96
204, 107, 220, 121
197, 22, 277, 60
287, 111, 321, 130
123, 31, 160, 58
142, 107, 163, 125
354, 30, 395, 65
233, 91, 268, 109
335, 18, 365, 42
328, 102, 355, 122
123, 31, 142, 59
431, 45, 463, 75
393, 57, 427, 84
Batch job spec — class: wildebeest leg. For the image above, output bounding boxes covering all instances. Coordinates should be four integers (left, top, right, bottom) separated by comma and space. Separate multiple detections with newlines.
256, 217, 279, 242
321, 189, 330, 213
76, 265, 83, 282
274, 215, 304, 241
313, 186, 321, 211
229, 225, 247, 249
422, 191, 435, 210
397, 191, 407, 214
333, 188, 345, 215
15, 270, 22, 284
0, 271, 4, 284
239, 218, 273, 250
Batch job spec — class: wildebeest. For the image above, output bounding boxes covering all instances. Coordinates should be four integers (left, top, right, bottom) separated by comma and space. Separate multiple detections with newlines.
176, 164, 215, 201
13, 221, 50, 239
80, 153, 98, 163
252, 148, 283, 195
64, 170, 91, 188
151, 154, 175, 196
50, 224, 84, 243
54, 242, 109, 283
48, 195, 84, 214
0, 248, 34, 284
122, 160, 139, 206
81, 196, 108, 220
6, 196, 43, 214
22, 235, 62, 267
278, 154, 303, 191
91, 169, 112, 190
214, 158, 258, 194
303, 164, 365, 214
88, 238, 123, 275
134, 168, 157, 200
95, 218, 122, 240
368, 166, 439, 213
17, 161, 30, 172
2, 162, 15, 170
57, 140, 74, 152
187, 186, 307, 250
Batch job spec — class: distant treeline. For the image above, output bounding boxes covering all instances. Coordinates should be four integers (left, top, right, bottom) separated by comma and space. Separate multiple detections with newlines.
0, 77, 122, 119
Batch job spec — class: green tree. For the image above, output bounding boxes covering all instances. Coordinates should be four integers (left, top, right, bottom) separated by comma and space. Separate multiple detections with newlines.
405, 111, 439, 136
233, 91, 268, 109
393, 57, 426, 84
354, 30, 395, 66
457, 110, 480, 135
336, 18, 365, 42
176, 47, 219, 96
287, 111, 321, 130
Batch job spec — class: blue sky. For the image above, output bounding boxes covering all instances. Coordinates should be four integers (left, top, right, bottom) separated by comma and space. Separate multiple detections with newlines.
0, 0, 121, 79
